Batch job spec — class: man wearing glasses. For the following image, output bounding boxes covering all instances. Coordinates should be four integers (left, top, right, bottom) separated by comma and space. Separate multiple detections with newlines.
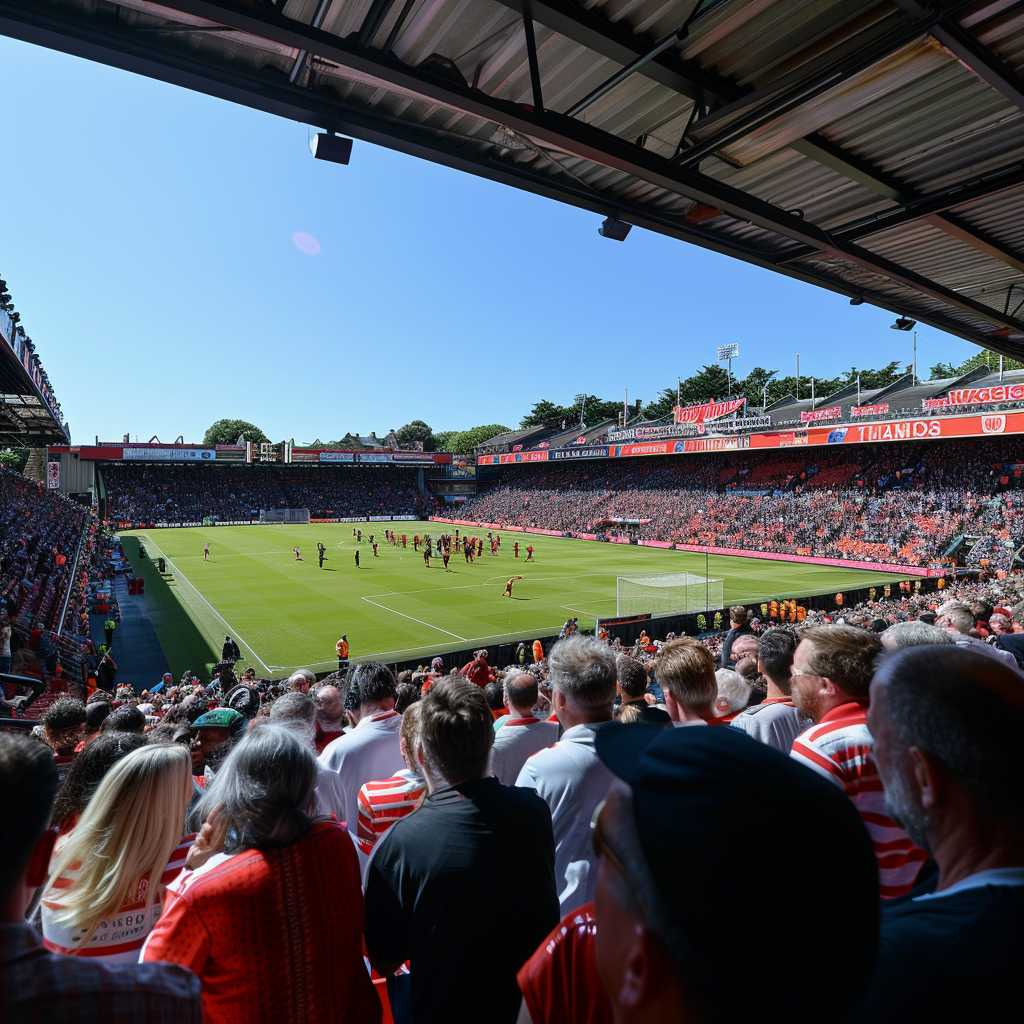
789, 624, 926, 899
515, 725, 879, 1024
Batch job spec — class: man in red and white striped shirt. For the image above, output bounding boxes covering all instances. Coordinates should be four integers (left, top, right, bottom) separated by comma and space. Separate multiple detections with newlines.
790, 625, 927, 899
356, 701, 426, 856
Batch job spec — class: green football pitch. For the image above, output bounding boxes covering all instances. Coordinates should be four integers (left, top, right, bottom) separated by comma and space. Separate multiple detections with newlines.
121, 522, 906, 679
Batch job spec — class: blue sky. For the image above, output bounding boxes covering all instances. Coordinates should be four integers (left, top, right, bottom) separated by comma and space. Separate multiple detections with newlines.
0, 35, 979, 444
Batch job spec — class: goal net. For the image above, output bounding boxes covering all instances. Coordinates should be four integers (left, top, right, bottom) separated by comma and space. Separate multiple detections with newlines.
259, 508, 310, 524
616, 572, 725, 617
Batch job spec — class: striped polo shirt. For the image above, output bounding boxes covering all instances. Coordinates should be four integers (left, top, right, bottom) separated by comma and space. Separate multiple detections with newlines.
42, 834, 194, 963
791, 702, 926, 899
356, 768, 426, 855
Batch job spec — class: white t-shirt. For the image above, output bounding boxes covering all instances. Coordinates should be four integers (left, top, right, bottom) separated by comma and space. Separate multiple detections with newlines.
318, 710, 404, 833
0, 625, 11, 657
490, 715, 559, 785
731, 698, 811, 754
515, 722, 614, 915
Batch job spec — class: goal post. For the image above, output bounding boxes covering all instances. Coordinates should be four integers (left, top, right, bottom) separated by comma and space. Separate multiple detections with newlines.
259, 508, 310, 524
616, 572, 725, 617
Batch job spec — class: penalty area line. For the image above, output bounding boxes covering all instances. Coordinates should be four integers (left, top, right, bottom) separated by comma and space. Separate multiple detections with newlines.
360, 596, 467, 642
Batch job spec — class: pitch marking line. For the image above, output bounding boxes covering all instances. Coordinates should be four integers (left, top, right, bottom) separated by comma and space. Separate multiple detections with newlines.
360, 596, 467, 642
560, 604, 606, 619
368, 570, 619, 600
138, 534, 275, 675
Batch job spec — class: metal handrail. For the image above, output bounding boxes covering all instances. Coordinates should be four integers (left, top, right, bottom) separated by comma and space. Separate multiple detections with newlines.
56, 519, 88, 638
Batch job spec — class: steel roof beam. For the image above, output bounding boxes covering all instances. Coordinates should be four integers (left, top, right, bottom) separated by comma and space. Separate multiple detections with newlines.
778, 161, 1024, 261
896, 0, 1024, 113
932, 19, 1024, 112
674, 11, 944, 168
483, 0, 738, 103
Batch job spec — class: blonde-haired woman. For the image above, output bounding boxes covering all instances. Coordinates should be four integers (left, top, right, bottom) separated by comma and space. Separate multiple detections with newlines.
41, 742, 194, 963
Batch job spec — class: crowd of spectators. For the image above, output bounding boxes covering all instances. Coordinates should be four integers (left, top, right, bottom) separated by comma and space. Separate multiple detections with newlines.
463, 439, 1024, 567
0, 469, 106, 697
4, 563, 1023, 1022
100, 464, 428, 523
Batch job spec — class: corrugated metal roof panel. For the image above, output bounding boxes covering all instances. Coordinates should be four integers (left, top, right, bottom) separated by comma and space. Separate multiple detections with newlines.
8, 0, 1024, 359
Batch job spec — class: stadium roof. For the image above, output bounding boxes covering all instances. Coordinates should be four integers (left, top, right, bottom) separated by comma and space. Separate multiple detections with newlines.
0, 309, 69, 444
5, 1, 1024, 357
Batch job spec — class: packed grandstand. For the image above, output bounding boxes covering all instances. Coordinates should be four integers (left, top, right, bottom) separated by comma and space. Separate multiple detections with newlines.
6, 0, 1024, 1020
5, 385, 1024, 1024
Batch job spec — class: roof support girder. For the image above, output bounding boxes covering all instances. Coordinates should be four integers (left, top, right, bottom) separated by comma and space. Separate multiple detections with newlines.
895, 0, 1024, 112
932, 18, 1024, 112
674, 10, 944, 168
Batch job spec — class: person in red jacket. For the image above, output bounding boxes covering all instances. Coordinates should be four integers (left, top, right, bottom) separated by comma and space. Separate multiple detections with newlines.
142, 724, 380, 1024
460, 649, 495, 687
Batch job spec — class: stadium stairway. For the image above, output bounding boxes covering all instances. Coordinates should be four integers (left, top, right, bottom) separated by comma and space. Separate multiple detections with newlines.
97, 575, 169, 691
22, 447, 46, 483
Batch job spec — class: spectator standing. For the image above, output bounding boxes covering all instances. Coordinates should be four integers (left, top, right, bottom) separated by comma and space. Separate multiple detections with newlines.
711, 669, 751, 723
41, 744, 194, 962
318, 662, 403, 831
718, 605, 751, 668
937, 606, 1018, 668
790, 625, 926, 898
861, 646, 1024, 1020
614, 656, 670, 725
460, 649, 495, 687
190, 708, 246, 783
731, 627, 810, 752
50, 730, 147, 834
96, 651, 117, 693
356, 701, 426, 857
79, 697, 113, 748
103, 616, 116, 648
988, 612, 1024, 668
653, 638, 716, 726
516, 899, 610, 1024
220, 636, 240, 664
365, 677, 557, 1024
0, 734, 202, 1023
143, 725, 380, 1024
287, 668, 314, 694
879, 620, 954, 651
516, 636, 616, 915
268, 691, 343, 818
490, 671, 560, 784
38, 698, 86, 782
312, 682, 346, 752
101, 705, 146, 735
590, 724, 878, 1023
